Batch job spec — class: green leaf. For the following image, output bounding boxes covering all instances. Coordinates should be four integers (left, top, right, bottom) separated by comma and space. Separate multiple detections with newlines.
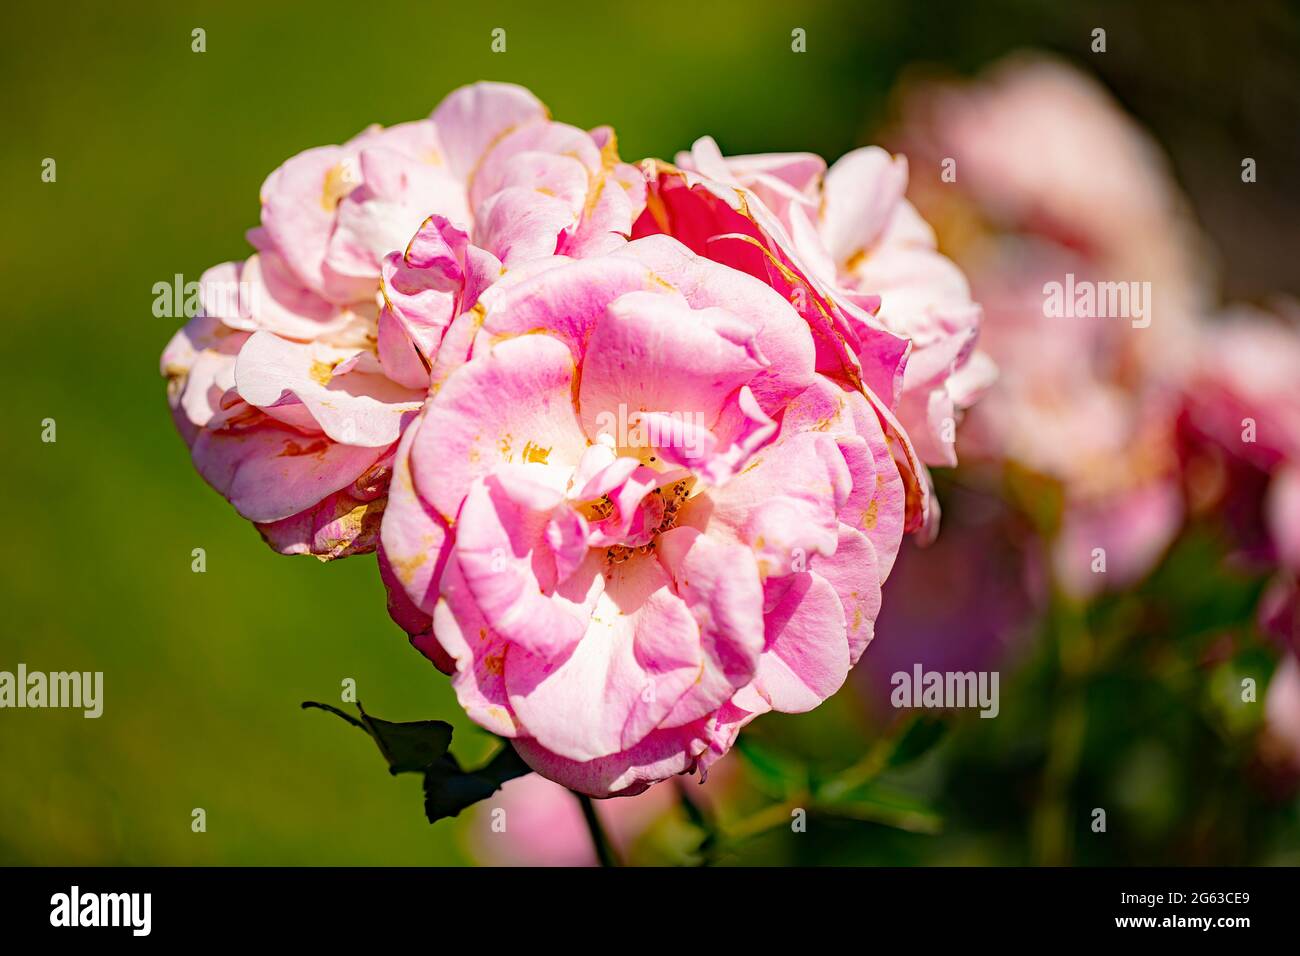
886, 715, 949, 769
359, 712, 454, 776
303, 699, 532, 824
817, 783, 944, 834
302, 700, 453, 775
423, 744, 532, 823
734, 735, 806, 797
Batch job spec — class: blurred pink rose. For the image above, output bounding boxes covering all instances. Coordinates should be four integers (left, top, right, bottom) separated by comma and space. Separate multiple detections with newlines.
465, 766, 733, 865
886, 54, 1211, 597
1180, 306, 1300, 476
466, 773, 672, 866
162, 83, 644, 558
379, 239, 925, 796
1179, 303, 1300, 653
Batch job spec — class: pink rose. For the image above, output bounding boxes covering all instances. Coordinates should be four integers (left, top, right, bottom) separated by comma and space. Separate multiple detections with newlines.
674, 139, 995, 468
1181, 308, 1300, 476
162, 83, 644, 558
1179, 304, 1300, 652
883, 54, 1209, 597
379, 238, 915, 796
630, 157, 947, 540
465, 773, 670, 866
467, 759, 736, 865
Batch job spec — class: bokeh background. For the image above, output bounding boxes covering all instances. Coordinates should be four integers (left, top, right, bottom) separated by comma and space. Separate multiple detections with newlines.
2, 0, 1298, 865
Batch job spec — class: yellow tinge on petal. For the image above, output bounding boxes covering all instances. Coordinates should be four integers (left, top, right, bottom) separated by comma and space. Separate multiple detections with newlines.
320, 160, 360, 211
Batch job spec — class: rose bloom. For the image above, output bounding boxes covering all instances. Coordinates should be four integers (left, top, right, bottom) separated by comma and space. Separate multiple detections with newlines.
670, 139, 995, 470
885, 54, 1213, 597
1179, 303, 1300, 656
378, 230, 943, 795
161, 83, 644, 558
628, 150, 991, 536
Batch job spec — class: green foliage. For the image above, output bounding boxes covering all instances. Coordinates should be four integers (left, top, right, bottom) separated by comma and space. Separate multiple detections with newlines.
422, 747, 532, 824
303, 701, 529, 823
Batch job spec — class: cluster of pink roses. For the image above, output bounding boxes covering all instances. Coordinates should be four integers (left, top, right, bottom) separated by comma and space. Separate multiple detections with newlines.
162, 82, 988, 796
887, 54, 1206, 601
881, 54, 1300, 777
1177, 304, 1300, 780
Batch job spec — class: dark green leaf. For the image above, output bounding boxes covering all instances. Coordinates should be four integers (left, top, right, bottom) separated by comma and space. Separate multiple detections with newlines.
358, 712, 454, 775
303, 699, 532, 824
423, 744, 532, 823
886, 715, 949, 769
301, 699, 453, 774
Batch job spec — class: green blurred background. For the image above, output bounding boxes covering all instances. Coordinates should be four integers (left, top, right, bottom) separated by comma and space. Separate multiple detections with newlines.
2, 0, 1297, 865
